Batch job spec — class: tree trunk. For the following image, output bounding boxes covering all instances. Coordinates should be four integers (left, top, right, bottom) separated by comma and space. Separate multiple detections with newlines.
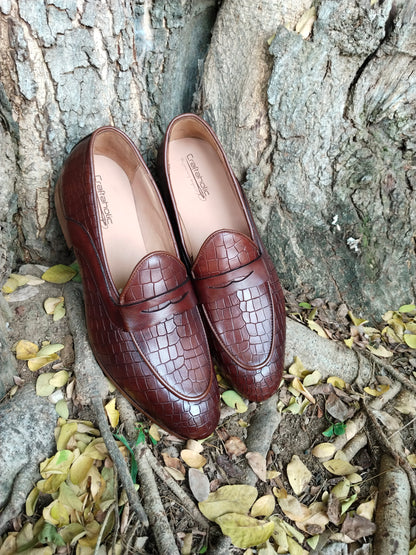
1, 0, 415, 318
197, 0, 416, 316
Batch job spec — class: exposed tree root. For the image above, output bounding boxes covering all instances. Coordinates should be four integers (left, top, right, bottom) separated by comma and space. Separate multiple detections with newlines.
366, 352, 416, 395
373, 455, 411, 555
116, 394, 180, 555
64, 283, 148, 525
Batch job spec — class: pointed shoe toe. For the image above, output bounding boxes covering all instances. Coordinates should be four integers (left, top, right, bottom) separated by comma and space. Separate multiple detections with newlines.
55, 126, 220, 438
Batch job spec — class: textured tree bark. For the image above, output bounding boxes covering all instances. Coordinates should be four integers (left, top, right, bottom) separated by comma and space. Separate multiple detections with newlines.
197, 0, 416, 316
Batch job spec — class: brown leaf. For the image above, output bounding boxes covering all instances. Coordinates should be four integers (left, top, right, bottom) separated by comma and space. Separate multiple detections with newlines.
225, 436, 247, 457
216, 455, 244, 479
161, 452, 186, 475
188, 468, 210, 502
246, 451, 267, 482
325, 392, 352, 422
327, 493, 341, 525
340, 514, 376, 540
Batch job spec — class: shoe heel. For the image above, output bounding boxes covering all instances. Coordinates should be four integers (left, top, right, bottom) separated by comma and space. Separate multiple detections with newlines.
54, 177, 73, 249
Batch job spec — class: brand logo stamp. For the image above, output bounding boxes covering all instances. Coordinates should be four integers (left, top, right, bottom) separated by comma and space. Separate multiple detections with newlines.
95, 175, 113, 228
185, 154, 209, 200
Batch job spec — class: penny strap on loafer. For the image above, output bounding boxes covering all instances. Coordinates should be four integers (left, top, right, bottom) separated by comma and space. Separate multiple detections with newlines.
119, 277, 197, 331
193, 255, 269, 305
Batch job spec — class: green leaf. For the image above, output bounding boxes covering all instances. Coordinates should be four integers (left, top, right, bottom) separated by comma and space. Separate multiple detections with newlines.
135, 425, 146, 445
37, 522, 66, 547
42, 264, 77, 284
37, 343, 65, 357
299, 302, 312, 309
114, 433, 138, 483
398, 304, 416, 313
53, 300, 66, 321
199, 546, 208, 554
215, 513, 274, 549
333, 422, 347, 436
70, 262, 82, 283
221, 390, 247, 413
322, 424, 334, 438
55, 399, 69, 419
36, 373, 56, 397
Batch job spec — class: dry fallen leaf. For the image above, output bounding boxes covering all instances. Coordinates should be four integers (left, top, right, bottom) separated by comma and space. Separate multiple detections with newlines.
323, 459, 357, 476
215, 513, 274, 549
250, 494, 275, 518
291, 378, 315, 404
286, 455, 312, 495
181, 449, 207, 469
188, 467, 210, 502
288, 357, 309, 378
225, 436, 247, 457
364, 384, 390, 397
312, 442, 336, 460
340, 514, 376, 540
198, 485, 258, 521
357, 498, 376, 521
104, 398, 119, 428
246, 451, 267, 482
15, 339, 39, 360
273, 488, 311, 522
164, 467, 186, 481
186, 439, 204, 453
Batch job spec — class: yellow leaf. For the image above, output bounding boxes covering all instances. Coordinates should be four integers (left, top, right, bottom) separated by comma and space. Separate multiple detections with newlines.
2, 276, 19, 293
288, 357, 308, 378
57, 422, 78, 451
38, 450, 74, 493
43, 499, 69, 527
307, 320, 328, 338
15, 340, 39, 360
44, 297, 64, 315
346, 472, 362, 484
42, 264, 77, 284
49, 370, 69, 388
287, 535, 309, 554
70, 454, 94, 485
105, 398, 119, 428
312, 442, 336, 460
344, 337, 354, 349
357, 499, 375, 520
215, 513, 274, 549
28, 353, 59, 372
291, 377, 315, 404
407, 454, 416, 468
199, 485, 258, 522
273, 488, 311, 522
327, 376, 346, 389
404, 334, 416, 349
306, 535, 320, 549
270, 515, 305, 544
181, 449, 207, 469
323, 459, 357, 476
363, 384, 390, 397
366, 344, 393, 358
295, 7, 316, 39
302, 370, 322, 387
398, 304, 416, 313
348, 311, 368, 326
331, 479, 351, 500
296, 502, 329, 534
26, 487, 39, 517
221, 390, 247, 413
286, 455, 312, 496
58, 482, 84, 512
148, 423, 161, 442
250, 494, 275, 518
59, 523, 85, 545
83, 437, 108, 460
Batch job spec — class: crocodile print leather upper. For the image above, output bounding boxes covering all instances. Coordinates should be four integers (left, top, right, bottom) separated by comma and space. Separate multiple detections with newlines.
160, 114, 286, 402
55, 126, 220, 439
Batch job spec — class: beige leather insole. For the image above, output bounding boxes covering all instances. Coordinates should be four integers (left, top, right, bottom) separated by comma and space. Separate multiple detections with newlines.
94, 155, 146, 290
169, 138, 249, 259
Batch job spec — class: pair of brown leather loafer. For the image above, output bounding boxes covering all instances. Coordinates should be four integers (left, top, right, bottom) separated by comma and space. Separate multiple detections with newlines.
55, 114, 285, 439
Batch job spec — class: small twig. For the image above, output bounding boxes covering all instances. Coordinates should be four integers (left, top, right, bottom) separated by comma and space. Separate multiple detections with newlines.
93, 501, 116, 555
365, 352, 416, 394
116, 394, 180, 555
64, 283, 148, 525
111, 467, 120, 554
363, 400, 416, 498
388, 415, 416, 440
124, 518, 142, 553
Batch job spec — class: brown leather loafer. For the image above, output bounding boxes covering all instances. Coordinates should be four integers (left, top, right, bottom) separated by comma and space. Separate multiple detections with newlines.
159, 114, 285, 402
54, 126, 220, 439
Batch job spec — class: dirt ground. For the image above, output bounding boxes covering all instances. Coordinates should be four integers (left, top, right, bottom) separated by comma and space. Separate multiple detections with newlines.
1, 263, 416, 554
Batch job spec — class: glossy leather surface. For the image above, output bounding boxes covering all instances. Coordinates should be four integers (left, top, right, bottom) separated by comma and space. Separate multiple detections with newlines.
55, 126, 220, 438
159, 114, 286, 402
